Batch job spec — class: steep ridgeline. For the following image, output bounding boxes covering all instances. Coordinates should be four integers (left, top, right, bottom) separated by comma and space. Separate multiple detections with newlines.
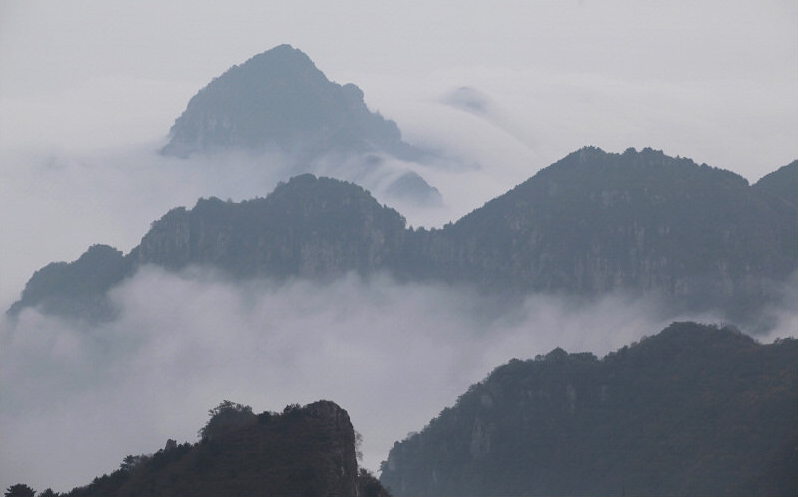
7, 175, 406, 322
161, 44, 419, 161
8, 148, 797, 328
380, 323, 798, 497
130, 174, 407, 277
425, 148, 797, 324
6, 244, 129, 320
752, 160, 798, 209
59, 400, 389, 497
751, 161, 798, 254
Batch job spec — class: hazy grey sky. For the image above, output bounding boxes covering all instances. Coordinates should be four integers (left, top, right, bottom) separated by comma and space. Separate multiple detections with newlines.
1, 0, 796, 168
1, 0, 797, 492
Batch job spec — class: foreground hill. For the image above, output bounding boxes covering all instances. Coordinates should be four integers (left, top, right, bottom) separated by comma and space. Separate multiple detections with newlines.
380, 322, 798, 497
53, 400, 389, 497
8, 148, 797, 329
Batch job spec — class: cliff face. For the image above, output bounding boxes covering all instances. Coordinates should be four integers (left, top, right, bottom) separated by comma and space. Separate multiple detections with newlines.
380, 323, 798, 497
133, 174, 407, 279
9, 148, 797, 328
65, 401, 369, 497
422, 147, 796, 323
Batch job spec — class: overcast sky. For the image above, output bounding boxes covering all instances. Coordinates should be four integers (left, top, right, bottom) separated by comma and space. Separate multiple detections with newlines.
1, 0, 797, 492
2, 0, 796, 166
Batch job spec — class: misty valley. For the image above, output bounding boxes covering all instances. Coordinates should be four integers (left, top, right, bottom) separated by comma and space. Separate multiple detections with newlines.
2, 45, 796, 497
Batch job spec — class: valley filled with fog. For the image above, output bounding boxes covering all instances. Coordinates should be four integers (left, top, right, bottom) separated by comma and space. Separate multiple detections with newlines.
7, 262, 796, 490
2, 2, 796, 493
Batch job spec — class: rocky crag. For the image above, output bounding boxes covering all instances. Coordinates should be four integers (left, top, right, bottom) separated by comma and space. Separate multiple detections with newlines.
60, 400, 389, 497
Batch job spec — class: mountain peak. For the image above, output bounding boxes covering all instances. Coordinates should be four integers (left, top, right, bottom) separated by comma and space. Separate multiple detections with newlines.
160, 45, 421, 161
225, 44, 322, 83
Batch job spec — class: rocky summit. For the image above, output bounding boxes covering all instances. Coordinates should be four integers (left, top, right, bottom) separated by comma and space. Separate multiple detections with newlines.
160, 44, 421, 162
59, 400, 389, 497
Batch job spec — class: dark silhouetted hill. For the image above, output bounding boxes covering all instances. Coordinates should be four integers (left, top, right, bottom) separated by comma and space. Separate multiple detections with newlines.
380, 322, 798, 497
7, 244, 128, 321
130, 174, 407, 277
8, 148, 797, 329
60, 400, 389, 497
421, 147, 797, 326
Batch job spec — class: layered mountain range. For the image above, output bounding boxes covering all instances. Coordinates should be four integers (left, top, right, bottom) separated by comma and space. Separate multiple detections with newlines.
9, 147, 796, 331
380, 322, 798, 496
6, 42, 797, 497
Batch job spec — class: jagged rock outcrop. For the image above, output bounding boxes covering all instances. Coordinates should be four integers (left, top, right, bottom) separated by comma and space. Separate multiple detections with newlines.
9, 148, 797, 329
62, 400, 388, 497
380, 322, 798, 497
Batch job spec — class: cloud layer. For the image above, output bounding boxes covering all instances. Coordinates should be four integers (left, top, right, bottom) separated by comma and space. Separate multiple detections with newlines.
3, 266, 796, 492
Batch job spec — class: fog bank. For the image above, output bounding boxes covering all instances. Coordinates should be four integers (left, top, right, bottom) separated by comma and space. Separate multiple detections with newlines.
2, 266, 796, 492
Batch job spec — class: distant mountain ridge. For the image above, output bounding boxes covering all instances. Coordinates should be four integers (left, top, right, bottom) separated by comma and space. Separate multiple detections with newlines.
429, 148, 796, 323
380, 322, 798, 496
8, 147, 797, 330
